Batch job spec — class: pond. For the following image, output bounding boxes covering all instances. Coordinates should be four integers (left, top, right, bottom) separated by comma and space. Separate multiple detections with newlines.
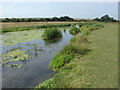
1, 29, 73, 88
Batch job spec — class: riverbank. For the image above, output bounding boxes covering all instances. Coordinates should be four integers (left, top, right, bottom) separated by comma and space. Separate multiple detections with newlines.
35, 22, 118, 88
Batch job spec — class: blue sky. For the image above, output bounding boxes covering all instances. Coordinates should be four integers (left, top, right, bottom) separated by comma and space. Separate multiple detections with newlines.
1, 2, 118, 19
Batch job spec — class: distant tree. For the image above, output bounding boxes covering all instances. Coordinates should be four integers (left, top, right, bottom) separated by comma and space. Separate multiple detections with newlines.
99, 15, 110, 22
28, 18, 32, 22
39, 18, 44, 22
2, 16, 74, 22
93, 18, 99, 21
16, 19, 20, 22
93, 15, 117, 22
59, 16, 73, 21
52, 17, 59, 21
5, 18, 10, 22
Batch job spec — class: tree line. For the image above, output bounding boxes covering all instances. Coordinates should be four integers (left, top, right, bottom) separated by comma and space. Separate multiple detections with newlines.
93, 15, 118, 22
2, 16, 74, 22
1, 15, 118, 22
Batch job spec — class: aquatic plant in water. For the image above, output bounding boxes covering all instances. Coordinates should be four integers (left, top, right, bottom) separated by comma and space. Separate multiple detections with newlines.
2, 30, 43, 46
8, 64, 23, 69
69, 26, 81, 35
1, 48, 29, 63
42, 28, 62, 41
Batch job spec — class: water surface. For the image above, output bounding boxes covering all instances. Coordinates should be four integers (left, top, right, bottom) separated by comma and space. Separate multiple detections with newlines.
2, 30, 73, 88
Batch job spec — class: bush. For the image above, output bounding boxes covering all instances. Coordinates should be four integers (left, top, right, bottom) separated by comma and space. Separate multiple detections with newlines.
69, 26, 81, 35
35, 78, 55, 89
69, 36, 88, 54
63, 28, 67, 32
42, 28, 62, 40
49, 52, 73, 71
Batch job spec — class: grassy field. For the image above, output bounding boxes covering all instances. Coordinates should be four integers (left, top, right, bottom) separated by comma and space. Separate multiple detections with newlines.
36, 22, 118, 88
61, 23, 118, 88
1, 21, 78, 29
86, 23, 118, 88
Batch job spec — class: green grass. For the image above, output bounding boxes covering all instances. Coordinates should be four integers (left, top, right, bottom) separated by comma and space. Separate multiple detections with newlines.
56, 23, 118, 88
42, 28, 62, 41
35, 22, 118, 88
85, 23, 118, 88
69, 26, 81, 35
1, 23, 73, 33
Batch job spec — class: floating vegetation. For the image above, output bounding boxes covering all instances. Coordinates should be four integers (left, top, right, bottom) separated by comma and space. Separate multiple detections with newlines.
1, 49, 29, 63
2, 30, 43, 46
8, 64, 23, 69
7, 47, 21, 52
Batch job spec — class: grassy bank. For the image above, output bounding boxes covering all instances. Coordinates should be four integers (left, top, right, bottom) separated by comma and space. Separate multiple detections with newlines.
35, 22, 118, 89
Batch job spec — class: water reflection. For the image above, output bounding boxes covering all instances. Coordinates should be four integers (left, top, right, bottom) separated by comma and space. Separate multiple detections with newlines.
2, 30, 73, 88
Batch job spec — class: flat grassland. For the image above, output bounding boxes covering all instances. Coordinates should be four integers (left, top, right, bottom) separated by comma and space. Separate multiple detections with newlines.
62, 23, 118, 88
88, 23, 118, 87
1, 22, 78, 29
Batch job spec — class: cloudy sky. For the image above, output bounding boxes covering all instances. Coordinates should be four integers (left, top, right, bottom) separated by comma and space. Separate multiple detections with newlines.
0, 1, 118, 19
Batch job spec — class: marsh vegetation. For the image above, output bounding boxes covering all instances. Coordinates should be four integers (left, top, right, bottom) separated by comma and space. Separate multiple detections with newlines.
35, 22, 105, 88
42, 28, 62, 41
1, 21, 117, 88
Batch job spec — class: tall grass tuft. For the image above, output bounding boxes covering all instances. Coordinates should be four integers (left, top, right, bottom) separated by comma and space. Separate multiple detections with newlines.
49, 36, 89, 71
42, 28, 62, 41
69, 26, 81, 35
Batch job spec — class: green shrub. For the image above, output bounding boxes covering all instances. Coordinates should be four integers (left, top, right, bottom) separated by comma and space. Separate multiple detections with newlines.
35, 78, 55, 89
69, 26, 81, 35
49, 36, 88, 71
42, 28, 62, 40
49, 52, 73, 71
63, 28, 67, 32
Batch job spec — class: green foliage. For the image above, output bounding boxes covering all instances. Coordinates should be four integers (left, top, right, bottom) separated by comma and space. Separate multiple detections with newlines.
35, 79, 55, 89
63, 28, 67, 32
2, 27, 30, 32
2, 16, 74, 22
93, 15, 117, 22
8, 64, 23, 69
1, 48, 28, 63
42, 28, 62, 40
2, 23, 72, 33
49, 36, 88, 71
69, 36, 88, 54
2, 30, 43, 46
49, 52, 73, 71
35, 22, 104, 89
69, 26, 81, 35
77, 22, 104, 36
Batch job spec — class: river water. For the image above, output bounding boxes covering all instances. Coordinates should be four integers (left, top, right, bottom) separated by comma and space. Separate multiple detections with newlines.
2, 30, 73, 88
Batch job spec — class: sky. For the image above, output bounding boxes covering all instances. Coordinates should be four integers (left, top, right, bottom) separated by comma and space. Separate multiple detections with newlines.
0, 0, 119, 2
0, 2, 118, 19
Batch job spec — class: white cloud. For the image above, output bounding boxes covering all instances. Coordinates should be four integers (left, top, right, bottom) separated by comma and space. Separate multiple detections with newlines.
0, 0, 119, 2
